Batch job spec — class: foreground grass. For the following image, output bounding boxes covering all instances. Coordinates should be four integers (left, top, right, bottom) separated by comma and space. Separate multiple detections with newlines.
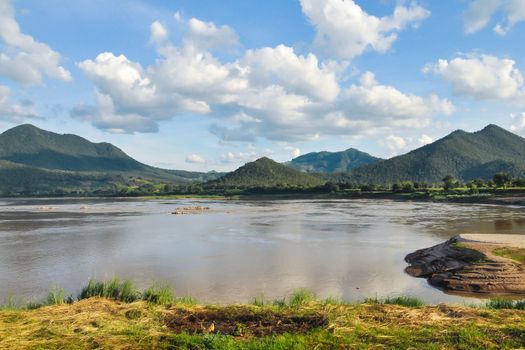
3, 284, 525, 349
3, 297, 525, 349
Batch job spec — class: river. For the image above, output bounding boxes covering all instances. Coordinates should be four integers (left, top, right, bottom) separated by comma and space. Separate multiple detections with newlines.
1, 198, 524, 304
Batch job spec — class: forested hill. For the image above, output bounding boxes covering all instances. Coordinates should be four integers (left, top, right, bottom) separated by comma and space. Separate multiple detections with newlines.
0, 124, 222, 194
349, 124, 525, 183
0, 124, 149, 172
288, 148, 382, 173
210, 157, 325, 188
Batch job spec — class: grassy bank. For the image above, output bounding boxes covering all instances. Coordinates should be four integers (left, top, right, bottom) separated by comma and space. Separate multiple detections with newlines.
3, 281, 525, 349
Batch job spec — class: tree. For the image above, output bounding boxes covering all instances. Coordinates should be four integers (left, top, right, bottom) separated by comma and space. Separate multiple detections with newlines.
473, 178, 485, 188
442, 175, 454, 191
493, 172, 513, 188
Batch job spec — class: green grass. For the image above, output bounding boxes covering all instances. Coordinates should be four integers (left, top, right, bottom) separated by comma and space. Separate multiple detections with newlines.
3, 295, 525, 349
287, 289, 316, 307
142, 282, 174, 305
79, 278, 140, 303
363, 296, 425, 307
487, 298, 525, 310
3, 282, 525, 349
493, 247, 525, 263
383, 296, 426, 307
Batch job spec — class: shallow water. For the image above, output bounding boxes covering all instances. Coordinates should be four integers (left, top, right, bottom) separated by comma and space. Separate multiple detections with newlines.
0, 198, 524, 304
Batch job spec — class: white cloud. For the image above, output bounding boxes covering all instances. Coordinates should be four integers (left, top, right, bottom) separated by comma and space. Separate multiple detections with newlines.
418, 134, 433, 146
75, 14, 453, 143
220, 149, 273, 164
185, 154, 206, 164
300, 0, 430, 59
150, 21, 168, 43
510, 112, 525, 132
336, 72, 454, 126
381, 135, 407, 153
186, 17, 239, 50
0, 0, 71, 85
241, 45, 340, 102
425, 54, 524, 100
464, 0, 525, 35
0, 85, 38, 122
283, 146, 301, 158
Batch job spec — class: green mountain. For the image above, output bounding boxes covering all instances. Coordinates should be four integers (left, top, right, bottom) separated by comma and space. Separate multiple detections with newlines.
0, 124, 222, 194
288, 148, 382, 173
349, 124, 525, 184
210, 157, 325, 188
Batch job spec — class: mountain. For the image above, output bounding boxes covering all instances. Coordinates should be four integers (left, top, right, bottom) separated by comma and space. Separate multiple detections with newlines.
0, 124, 222, 194
288, 148, 382, 173
210, 157, 325, 188
349, 124, 525, 184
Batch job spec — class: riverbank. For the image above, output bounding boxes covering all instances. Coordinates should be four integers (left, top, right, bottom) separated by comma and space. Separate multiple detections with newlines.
4, 188, 525, 207
3, 296, 525, 349
406, 234, 525, 296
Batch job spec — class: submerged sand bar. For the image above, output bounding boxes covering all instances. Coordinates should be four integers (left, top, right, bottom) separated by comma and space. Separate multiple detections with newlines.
405, 233, 525, 296
460, 233, 525, 248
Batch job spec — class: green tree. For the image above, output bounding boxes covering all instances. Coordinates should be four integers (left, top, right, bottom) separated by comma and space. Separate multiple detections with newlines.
493, 172, 513, 188
442, 175, 454, 191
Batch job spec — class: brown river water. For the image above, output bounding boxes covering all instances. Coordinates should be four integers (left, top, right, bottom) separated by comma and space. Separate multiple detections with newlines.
1, 198, 524, 304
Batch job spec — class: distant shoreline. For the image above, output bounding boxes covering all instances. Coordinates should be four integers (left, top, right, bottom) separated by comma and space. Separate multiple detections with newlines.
2, 190, 525, 206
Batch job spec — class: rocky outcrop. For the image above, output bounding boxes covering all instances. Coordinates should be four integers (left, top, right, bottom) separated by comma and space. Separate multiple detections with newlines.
405, 236, 525, 295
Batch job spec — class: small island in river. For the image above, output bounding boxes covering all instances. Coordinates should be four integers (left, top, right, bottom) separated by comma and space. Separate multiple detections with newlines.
405, 234, 525, 296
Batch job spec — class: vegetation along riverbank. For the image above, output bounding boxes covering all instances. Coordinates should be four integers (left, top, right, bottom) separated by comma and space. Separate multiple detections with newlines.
3, 279, 525, 349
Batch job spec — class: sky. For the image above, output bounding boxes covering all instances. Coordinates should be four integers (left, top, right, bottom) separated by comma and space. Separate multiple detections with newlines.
1, 0, 525, 171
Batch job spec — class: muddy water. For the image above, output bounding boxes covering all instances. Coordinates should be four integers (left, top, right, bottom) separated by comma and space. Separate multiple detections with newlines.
0, 198, 524, 304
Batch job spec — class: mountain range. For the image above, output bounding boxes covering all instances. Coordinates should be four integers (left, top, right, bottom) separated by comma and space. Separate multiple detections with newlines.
287, 148, 382, 173
348, 124, 525, 183
0, 123, 524, 194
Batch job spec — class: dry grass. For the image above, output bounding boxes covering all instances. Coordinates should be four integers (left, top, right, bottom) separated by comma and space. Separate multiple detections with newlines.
2, 298, 525, 349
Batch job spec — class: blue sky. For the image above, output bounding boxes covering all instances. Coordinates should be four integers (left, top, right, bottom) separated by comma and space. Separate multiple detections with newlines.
1, 0, 525, 171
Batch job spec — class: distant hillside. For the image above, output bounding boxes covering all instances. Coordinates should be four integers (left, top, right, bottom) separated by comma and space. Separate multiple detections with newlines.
0, 124, 223, 194
349, 125, 525, 183
211, 157, 325, 188
0, 160, 125, 195
288, 148, 382, 173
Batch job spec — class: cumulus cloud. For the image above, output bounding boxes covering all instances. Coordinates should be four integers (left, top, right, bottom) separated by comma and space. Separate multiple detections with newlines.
464, 0, 525, 35
424, 54, 524, 100
220, 149, 274, 164
74, 13, 453, 143
510, 112, 525, 132
300, 0, 430, 59
185, 154, 206, 164
381, 135, 407, 153
150, 21, 168, 43
186, 17, 239, 50
0, 85, 38, 122
418, 134, 433, 146
0, 0, 71, 85
283, 145, 301, 158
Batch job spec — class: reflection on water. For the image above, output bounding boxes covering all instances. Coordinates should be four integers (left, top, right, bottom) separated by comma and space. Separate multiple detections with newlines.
0, 198, 524, 304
